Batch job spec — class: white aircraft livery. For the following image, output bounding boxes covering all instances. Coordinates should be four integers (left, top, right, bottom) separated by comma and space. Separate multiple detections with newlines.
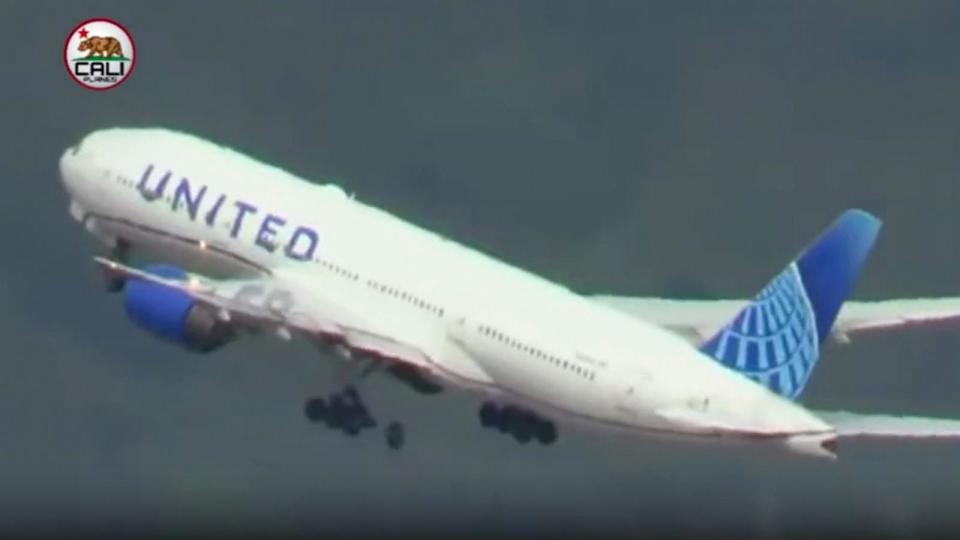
59, 127, 960, 458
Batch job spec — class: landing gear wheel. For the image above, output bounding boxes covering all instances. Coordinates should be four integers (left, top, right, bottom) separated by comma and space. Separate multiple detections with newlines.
535, 420, 557, 445
327, 395, 349, 429
477, 402, 557, 446
498, 406, 517, 433
304, 398, 327, 423
307, 385, 385, 440
385, 421, 405, 450
479, 402, 499, 428
512, 415, 533, 444
342, 406, 372, 436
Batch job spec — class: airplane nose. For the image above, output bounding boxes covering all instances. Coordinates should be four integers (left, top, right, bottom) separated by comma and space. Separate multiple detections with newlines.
60, 149, 76, 192
59, 143, 84, 194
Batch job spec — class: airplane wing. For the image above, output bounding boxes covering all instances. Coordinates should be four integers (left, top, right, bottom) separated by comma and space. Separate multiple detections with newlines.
95, 257, 436, 373
816, 410, 960, 440
592, 296, 960, 345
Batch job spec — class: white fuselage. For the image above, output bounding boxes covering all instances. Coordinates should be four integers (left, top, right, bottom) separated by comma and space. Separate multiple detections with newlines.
59, 128, 836, 454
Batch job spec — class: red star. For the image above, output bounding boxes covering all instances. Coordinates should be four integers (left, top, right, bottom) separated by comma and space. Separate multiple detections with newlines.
78, 27, 89, 39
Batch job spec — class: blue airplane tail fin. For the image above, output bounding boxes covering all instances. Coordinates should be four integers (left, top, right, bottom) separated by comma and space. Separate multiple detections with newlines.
699, 209, 881, 400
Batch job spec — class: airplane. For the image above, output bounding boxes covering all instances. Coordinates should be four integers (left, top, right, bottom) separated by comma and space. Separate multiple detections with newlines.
58, 127, 960, 459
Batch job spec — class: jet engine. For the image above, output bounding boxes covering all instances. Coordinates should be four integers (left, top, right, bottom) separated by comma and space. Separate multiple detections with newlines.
123, 264, 234, 352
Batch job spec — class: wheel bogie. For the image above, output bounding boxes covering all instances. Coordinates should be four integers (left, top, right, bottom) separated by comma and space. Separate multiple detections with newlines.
478, 401, 557, 446
304, 386, 400, 449
304, 398, 327, 422
479, 402, 499, 428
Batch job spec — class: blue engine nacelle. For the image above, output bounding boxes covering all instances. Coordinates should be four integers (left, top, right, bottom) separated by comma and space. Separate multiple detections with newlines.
123, 264, 234, 352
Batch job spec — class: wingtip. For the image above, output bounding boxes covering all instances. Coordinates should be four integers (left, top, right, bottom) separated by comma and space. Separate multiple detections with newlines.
840, 208, 883, 230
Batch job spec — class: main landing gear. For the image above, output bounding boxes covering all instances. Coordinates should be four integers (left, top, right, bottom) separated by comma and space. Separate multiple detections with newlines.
304, 385, 406, 450
478, 401, 557, 445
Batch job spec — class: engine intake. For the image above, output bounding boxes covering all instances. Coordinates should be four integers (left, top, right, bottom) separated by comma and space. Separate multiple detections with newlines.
123, 264, 234, 352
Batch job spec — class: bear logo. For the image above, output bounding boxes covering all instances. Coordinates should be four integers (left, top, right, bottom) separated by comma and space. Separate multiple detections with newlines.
65, 18, 136, 90
78, 36, 124, 59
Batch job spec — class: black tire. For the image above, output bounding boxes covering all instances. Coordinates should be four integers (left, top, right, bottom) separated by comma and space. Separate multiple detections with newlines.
304, 398, 327, 422
327, 395, 348, 429
343, 385, 360, 404
535, 420, 558, 445
512, 414, 533, 444
385, 422, 405, 450
329, 394, 346, 411
342, 405, 371, 436
478, 402, 499, 428
498, 406, 517, 433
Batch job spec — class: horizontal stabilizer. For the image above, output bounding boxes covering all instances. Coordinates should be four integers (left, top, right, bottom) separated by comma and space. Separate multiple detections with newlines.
834, 298, 960, 338
816, 410, 960, 439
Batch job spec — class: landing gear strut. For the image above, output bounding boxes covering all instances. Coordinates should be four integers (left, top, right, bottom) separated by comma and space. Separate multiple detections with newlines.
304, 385, 406, 450
102, 238, 131, 293
478, 401, 557, 445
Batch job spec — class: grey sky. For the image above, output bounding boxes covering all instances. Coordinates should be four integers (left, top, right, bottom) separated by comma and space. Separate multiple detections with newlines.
2, 1, 960, 537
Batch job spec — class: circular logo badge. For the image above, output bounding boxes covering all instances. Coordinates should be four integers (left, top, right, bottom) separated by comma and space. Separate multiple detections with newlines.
64, 18, 136, 91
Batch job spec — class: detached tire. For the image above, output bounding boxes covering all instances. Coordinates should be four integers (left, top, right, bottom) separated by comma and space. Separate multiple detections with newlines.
386, 422, 405, 450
